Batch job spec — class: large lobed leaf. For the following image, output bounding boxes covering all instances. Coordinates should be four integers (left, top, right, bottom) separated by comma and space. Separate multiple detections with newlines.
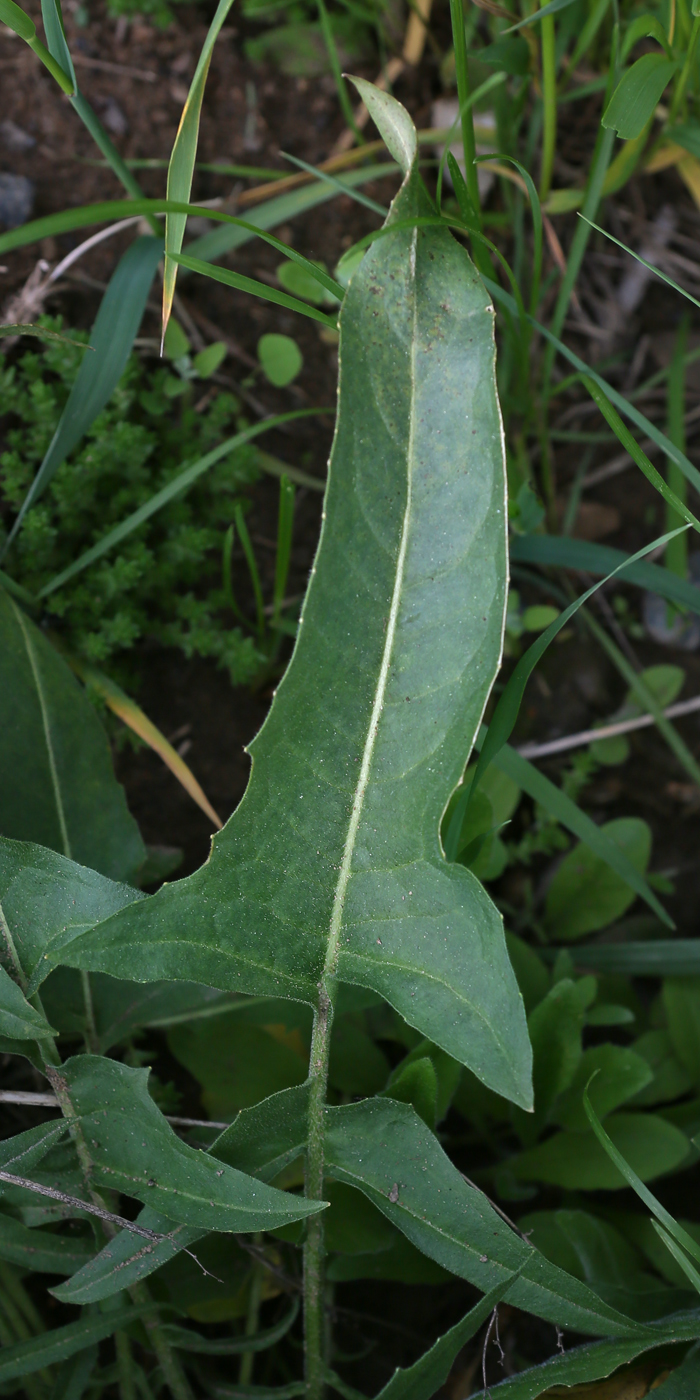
57, 85, 531, 1107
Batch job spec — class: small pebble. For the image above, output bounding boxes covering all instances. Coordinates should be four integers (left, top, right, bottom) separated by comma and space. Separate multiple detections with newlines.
0, 120, 35, 152
101, 97, 128, 136
0, 173, 35, 229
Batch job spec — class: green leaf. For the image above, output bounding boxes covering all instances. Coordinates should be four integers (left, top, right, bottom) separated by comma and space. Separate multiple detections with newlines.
521, 978, 594, 1136
383, 1056, 438, 1128
544, 819, 652, 940
56, 1054, 325, 1231
40, 0, 76, 87
193, 341, 227, 377
0, 596, 145, 883
0, 1120, 68, 1177
480, 1328, 700, 1399
621, 12, 673, 60
512, 1112, 690, 1189
162, 0, 236, 334
629, 1030, 694, 1107
553, 1045, 654, 1131
60, 91, 533, 1108
322, 1098, 655, 1333
663, 979, 700, 1088
0, 842, 140, 996
2, 236, 163, 557
277, 259, 337, 306
518, 1209, 652, 1294
258, 333, 303, 386
52, 1207, 205, 1303
0, 0, 35, 37
0, 1212, 93, 1275
583, 1085, 700, 1270
0, 965, 56, 1039
505, 931, 551, 1015
0, 1303, 156, 1381
603, 54, 679, 139
163, 317, 190, 360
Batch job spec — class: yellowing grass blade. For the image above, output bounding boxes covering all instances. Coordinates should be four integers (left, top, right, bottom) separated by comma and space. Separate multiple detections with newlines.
162, 0, 236, 343
69, 656, 223, 831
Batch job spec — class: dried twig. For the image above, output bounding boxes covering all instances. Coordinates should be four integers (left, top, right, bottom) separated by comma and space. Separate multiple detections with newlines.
517, 694, 700, 761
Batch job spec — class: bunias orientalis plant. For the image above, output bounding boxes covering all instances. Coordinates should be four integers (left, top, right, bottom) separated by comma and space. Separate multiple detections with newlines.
4, 84, 700, 1400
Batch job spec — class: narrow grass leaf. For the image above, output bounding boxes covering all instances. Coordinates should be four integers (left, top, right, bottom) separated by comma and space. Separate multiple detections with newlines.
492, 744, 672, 925
0, 325, 88, 347
579, 216, 700, 310
40, 0, 76, 87
67, 657, 222, 829
462, 527, 688, 822
371, 1272, 525, 1400
2, 236, 163, 558
652, 1223, 700, 1294
162, 0, 236, 337
170, 253, 339, 327
583, 377, 700, 531
505, 0, 578, 31
583, 1085, 700, 1267
568, 942, 700, 976
511, 535, 700, 615
485, 278, 700, 496
37, 410, 327, 598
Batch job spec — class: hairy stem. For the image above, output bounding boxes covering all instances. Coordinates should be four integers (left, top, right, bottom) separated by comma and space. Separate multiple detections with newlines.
239, 1241, 264, 1386
304, 982, 334, 1400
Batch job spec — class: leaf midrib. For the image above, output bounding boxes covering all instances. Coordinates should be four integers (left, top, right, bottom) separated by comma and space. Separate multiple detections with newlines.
323, 230, 419, 985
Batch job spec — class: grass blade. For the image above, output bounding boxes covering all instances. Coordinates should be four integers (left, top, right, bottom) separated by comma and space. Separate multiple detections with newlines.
66, 658, 223, 830
510, 535, 700, 615
583, 1086, 700, 1264
493, 743, 672, 925
579, 216, 700, 310
37, 410, 328, 599
460, 527, 688, 822
171, 252, 339, 326
582, 376, 700, 531
1, 236, 163, 560
273, 476, 295, 628
162, 0, 236, 339
484, 276, 700, 496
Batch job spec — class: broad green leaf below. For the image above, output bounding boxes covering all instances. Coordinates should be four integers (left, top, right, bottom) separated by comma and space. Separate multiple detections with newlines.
58, 91, 532, 1108
54, 1055, 325, 1232
0, 591, 145, 884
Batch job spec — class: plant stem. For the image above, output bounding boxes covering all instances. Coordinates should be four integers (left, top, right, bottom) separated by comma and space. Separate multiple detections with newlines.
669, 14, 700, 122
539, 14, 557, 201
448, 0, 493, 279
239, 1243, 264, 1386
116, 1330, 138, 1400
303, 982, 334, 1400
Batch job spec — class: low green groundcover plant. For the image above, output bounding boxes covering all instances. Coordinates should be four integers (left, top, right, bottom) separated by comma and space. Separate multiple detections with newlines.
0, 327, 263, 685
